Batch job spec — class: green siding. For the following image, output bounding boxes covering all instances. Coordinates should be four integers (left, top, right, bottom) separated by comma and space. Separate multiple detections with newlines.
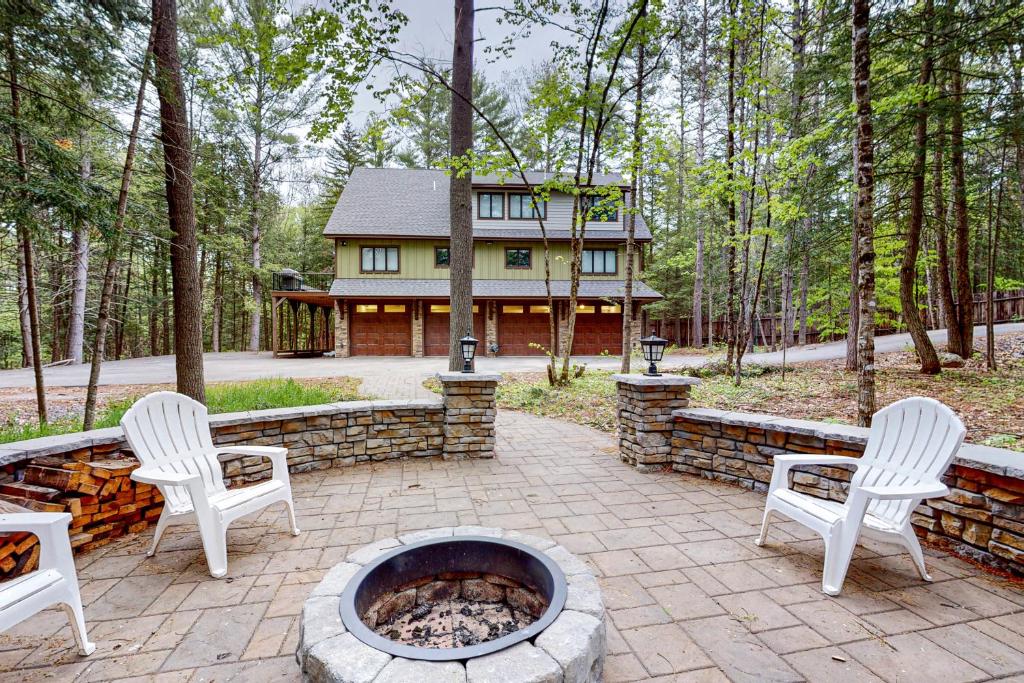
334, 239, 638, 281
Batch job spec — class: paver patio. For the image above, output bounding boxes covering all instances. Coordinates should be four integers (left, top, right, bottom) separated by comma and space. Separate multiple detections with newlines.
2, 411, 1024, 682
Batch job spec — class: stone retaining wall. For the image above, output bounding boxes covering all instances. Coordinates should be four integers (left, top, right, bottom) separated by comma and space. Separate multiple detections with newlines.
0, 378, 501, 579
673, 407, 1024, 575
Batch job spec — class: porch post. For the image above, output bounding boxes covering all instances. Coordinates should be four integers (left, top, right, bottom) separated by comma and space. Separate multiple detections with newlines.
271, 296, 282, 357
484, 300, 498, 357
334, 299, 349, 358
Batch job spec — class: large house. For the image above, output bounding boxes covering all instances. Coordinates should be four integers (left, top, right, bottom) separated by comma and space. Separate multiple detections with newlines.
270, 167, 663, 357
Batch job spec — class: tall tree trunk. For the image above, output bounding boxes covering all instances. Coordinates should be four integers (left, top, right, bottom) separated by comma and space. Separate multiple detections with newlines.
149, 243, 160, 356
725, 0, 738, 368
621, 7, 646, 372
692, 0, 709, 348
781, 0, 806, 351
84, 26, 153, 430
115, 242, 133, 359
986, 143, 1006, 370
798, 248, 809, 344
16, 238, 32, 367
845, 137, 861, 371
248, 116, 263, 352
67, 142, 91, 364
212, 251, 223, 352
899, 0, 940, 374
932, 89, 957, 341
152, 0, 206, 402
949, 50, 973, 359
448, 0, 474, 371
6, 27, 47, 422
853, 0, 876, 425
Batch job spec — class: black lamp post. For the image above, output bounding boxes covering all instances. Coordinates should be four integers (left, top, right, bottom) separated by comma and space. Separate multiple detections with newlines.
639, 330, 668, 376
460, 330, 478, 373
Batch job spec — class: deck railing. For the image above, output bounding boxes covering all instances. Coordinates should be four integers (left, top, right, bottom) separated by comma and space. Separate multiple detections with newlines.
271, 271, 333, 293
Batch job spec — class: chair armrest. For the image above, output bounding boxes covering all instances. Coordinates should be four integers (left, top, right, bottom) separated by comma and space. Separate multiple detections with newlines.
215, 446, 290, 484
214, 445, 286, 458
768, 453, 862, 494
131, 467, 201, 486
0, 513, 73, 572
0, 512, 71, 535
859, 481, 949, 501
772, 453, 862, 467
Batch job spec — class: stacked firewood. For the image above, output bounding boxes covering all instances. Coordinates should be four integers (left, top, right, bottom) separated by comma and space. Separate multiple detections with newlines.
0, 456, 164, 577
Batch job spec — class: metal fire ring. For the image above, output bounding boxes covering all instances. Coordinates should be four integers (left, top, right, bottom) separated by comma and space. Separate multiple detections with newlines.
339, 535, 567, 661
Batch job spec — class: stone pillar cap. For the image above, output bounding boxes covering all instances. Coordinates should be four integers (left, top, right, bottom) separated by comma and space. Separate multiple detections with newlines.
610, 373, 701, 386
437, 371, 502, 382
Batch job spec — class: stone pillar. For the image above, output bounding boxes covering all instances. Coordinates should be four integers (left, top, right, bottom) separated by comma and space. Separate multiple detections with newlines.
334, 299, 349, 358
629, 303, 643, 352
411, 300, 424, 358
439, 372, 500, 460
611, 374, 700, 472
484, 300, 498, 357
557, 301, 570, 356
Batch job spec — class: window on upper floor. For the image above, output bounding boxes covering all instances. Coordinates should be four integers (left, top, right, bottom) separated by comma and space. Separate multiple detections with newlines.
361, 246, 399, 273
478, 192, 505, 219
435, 246, 450, 267
509, 193, 546, 220
582, 249, 618, 274
581, 195, 619, 222
505, 247, 532, 269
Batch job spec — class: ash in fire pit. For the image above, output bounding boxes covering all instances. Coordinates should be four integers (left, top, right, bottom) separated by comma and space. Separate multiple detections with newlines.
365, 572, 547, 649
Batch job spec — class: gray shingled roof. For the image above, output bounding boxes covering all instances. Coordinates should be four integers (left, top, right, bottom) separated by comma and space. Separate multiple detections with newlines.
323, 167, 651, 241
328, 278, 663, 300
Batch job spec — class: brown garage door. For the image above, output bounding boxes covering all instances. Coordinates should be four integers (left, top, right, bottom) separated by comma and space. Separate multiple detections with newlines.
572, 303, 623, 355
498, 302, 553, 355
424, 304, 484, 356
350, 302, 412, 356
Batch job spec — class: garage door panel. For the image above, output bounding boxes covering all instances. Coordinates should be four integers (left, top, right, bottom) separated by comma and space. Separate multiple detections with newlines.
424, 304, 484, 356
350, 303, 412, 356
498, 303, 552, 356
572, 307, 622, 355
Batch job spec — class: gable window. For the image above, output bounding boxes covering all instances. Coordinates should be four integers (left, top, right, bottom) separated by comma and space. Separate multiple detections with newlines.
361, 246, 399, 273
582, 196, 619, 222
582, 249, 617, 274
509, 193, 546, 220
505, 247, 531, 269
478, 192, 505, 219
435, 246, 450, 267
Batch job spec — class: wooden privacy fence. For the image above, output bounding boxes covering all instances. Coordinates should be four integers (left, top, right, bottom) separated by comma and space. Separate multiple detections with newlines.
654, 289, 1024, 349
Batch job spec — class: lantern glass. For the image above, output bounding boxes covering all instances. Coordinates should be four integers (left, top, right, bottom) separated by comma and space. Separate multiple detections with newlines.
459, 330, 478, 373
639, 331, 668, 376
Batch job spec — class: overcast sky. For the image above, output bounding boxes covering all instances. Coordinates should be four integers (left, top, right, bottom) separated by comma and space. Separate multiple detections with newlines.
347, 0, 562, 123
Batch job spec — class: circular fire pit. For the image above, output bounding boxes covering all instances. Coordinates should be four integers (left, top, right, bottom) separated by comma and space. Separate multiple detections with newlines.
297, 527, 605, 683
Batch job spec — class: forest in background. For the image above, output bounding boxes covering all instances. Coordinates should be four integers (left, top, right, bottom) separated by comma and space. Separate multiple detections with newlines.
1, 0, 1022, 404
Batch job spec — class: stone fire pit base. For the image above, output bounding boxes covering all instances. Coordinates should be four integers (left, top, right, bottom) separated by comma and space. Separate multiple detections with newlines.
297, 526, 606, 683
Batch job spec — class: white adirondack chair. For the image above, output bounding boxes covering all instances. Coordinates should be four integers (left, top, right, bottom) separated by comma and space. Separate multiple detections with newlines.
121, 391, 300, 578
0, 512, 95, 655
756, 397, 966, 595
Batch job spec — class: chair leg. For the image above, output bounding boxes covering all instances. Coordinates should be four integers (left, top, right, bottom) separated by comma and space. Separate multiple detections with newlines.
899, 526, 932, 581
194, 516, 229, 578
147, 509, 173, 557
756, 507, 774, 547
284, 498, 300, 536
821, 525, 857, 596
60, 598, 96, 656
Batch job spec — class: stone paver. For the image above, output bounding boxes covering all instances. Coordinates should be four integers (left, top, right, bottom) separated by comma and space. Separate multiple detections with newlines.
2, 410, 1023, 681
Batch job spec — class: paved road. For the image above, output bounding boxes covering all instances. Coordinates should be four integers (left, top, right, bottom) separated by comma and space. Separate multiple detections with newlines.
0, 323, 1020, 397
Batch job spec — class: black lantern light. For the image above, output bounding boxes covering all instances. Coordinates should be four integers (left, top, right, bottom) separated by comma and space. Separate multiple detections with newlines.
460, 329, 479, 373
639, 329, 668, 376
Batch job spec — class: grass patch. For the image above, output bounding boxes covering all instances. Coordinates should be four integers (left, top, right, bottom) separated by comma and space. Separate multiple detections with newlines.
0, 377, 363, 445
470, 335, 1024, 451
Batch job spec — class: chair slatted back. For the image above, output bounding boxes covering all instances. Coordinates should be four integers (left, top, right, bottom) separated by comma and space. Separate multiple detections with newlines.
850, 397, 966, 526
121, 392, 226, 511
